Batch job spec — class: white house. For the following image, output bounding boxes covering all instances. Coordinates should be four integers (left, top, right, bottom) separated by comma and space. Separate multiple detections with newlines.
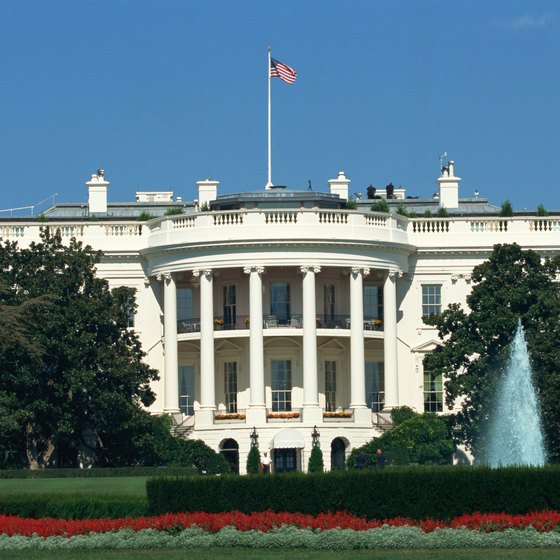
2, 162, 558, 473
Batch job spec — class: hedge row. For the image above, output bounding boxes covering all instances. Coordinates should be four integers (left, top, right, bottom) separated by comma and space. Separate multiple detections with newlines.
0, 495, 149, 519
147, 466, 560, 520
0, 467, 196, 479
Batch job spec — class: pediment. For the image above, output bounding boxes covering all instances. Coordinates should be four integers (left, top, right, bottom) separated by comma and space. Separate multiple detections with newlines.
216, 339, 244, 352
318, 338, 345, 350
411, 339, 442, 353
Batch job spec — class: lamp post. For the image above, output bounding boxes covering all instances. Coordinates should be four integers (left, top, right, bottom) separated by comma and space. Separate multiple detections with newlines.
250, 426, 259, 448
311, 425, 320, 448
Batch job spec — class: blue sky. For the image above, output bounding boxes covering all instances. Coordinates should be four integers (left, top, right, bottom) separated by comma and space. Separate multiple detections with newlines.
2, 1, 560, 213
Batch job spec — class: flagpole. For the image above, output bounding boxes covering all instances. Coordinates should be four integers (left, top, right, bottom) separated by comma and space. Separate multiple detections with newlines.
266, 46, 273, 189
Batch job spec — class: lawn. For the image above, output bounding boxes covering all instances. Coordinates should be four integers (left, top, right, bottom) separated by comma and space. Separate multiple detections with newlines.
0, 477, 148, 497
2, 548, 560, 560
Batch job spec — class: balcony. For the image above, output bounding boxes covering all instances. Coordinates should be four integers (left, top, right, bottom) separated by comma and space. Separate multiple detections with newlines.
178, 315, 384, 334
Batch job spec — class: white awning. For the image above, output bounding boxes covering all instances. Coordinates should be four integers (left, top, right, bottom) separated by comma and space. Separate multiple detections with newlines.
270, 428, 305, 449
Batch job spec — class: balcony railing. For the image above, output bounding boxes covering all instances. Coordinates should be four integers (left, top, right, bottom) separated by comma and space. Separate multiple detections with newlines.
178, 315, 384, 333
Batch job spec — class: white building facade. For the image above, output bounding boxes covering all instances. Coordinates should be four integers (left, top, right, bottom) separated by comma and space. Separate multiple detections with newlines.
3, 164, 559, 473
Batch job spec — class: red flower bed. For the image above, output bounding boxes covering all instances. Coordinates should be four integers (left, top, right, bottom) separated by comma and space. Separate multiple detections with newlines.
0, 510, 559, 538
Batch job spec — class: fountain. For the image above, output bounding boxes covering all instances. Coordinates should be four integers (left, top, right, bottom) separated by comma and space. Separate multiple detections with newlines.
483, 320, 546, 467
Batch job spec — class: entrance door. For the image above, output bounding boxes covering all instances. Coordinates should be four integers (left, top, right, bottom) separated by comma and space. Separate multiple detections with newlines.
273, 449, 297, 473
331, 437, 346, 470
220, 439, 239, 474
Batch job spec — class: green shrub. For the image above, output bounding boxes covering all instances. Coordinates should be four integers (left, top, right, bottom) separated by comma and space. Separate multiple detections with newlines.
138, 211, 155, 221
0, 494, 148, 519
147, 466, 560, 520
246, 446, 261, 474
0, 467, 196, 478
165, 206, 184, 216
345, 197, 357, 210
436, 206, 449, 217
308, 446, 324, 472
371, 199, 389, 213
395, 203, 409, 217
168, 439, 229, 474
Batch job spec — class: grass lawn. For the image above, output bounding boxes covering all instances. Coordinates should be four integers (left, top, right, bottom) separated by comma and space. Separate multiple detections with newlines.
0, 477, 148, 497
2, 548, 560, 560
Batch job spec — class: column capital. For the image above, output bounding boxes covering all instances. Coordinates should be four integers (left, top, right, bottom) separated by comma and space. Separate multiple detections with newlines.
193, 268, 213, 278
243, 265, 266, 275
387, 269, 401, 280
351, 266, 370, 277
300, 265, 321, 275
156, 272, 173, 282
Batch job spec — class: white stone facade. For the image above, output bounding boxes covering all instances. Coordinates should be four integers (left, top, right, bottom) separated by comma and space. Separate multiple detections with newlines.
3, 166, 559, 473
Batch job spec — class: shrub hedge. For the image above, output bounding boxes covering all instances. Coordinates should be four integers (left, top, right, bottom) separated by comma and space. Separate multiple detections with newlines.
0, 495, 148, 519
147, 465, 560, 520
0, 467, 196, 479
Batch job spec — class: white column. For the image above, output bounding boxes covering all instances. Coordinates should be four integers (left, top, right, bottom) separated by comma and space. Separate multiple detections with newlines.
195, 269, 215, 414
244, 266, 266, 408
301, 265, 320, 408
349, 267, 369, 409
383, 270, 399, 409
162, 272, 179, 412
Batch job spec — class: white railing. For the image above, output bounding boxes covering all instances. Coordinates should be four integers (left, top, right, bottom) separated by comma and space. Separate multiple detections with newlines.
264, 210, 298, 224
105, 224, 143, 236
49, 225, 84, 237
0, 225, 26, 238
411, 219, 450, 233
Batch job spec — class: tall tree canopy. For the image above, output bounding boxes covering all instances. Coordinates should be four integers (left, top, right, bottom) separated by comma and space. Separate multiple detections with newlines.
424, 243, 560, 462
0, 229, 159, 468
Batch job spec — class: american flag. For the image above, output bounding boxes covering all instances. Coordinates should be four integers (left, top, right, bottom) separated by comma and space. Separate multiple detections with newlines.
270, 57, 297, 84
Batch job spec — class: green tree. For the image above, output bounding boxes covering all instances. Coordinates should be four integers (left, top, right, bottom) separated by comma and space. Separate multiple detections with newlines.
424, 243, 560, 460
536, 204, 549, 217
0, 229, 159, 468
499, 200, 513, 217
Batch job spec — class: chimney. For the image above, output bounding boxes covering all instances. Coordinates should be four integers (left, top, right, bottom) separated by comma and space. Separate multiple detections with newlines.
86, 169, 109, 214
197, 178, 219, 209
437, 160, 460, 209
328, 171, 350, 200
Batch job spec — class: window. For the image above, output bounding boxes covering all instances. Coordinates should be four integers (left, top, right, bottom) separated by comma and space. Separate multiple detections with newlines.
224, 362, 238, 413
271, 359, 292, 411
365, 362, 384, 412
424, 366, 443, 412
270, 283, 290, 324
179, 365, 195, 415
323, 284, 335, 321
364, 285, 383, 320
120, 291, 136, 328
223, 285, 237, 328
324, 361, 337, 412
177, 288, 194, 321
422, 284, 441, 318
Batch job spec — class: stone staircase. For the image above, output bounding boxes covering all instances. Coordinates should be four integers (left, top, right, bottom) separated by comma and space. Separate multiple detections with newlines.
170, 412, 195, 439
